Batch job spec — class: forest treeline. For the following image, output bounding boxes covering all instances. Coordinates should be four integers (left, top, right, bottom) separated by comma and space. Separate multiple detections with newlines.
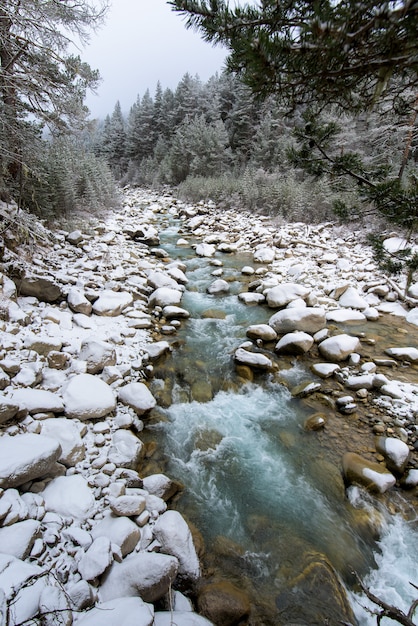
92, 70, 417, 225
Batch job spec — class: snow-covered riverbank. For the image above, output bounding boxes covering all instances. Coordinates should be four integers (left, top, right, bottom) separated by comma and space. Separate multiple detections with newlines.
0, 186, 417, 625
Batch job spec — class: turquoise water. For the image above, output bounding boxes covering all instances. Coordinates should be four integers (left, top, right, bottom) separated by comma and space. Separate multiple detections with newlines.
149, 220, 418, 625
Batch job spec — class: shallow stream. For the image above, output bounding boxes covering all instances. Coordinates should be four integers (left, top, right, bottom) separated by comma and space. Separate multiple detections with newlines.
146, 219, 418, 625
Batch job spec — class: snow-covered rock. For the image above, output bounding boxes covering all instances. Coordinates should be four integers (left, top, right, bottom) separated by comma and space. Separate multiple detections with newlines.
0, 553, 47, 624
275, 331, 313, 355
9, 388, 64, 414
79, 339, 116, 374
338, 287, 368, 310
375, 437, 410, 474
92, 290, 133, 316
62, 373, 116, 420
76, 597, 154, 626
107, 429, 144, 469
91, 514, 140, 557
153, 510, 200, 584
342, 452, 396, 493
384, 347, 418, 362
246, 324, 277, 342
318, 334, 361, 362
40, 418, 85, 467
195, 243, 215, 257
42, 474, 95, 521
0, 519, 41, 559
78, 536, 114, 581
99, 552, 179, 603
234, 348, 272, 371
207, 279, 230, 295
67, 287, 92, 315
269, 307, 326, 334
0, 433, 61, 489
253, 247, 275, 263
118, 382, 157, 416
265, 283, 309, 308
149, 287, 182, 308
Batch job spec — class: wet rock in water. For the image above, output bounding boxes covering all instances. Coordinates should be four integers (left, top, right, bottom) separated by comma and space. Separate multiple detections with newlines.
291, 381, 321, 398
318, 334, 361, 361
310, 363, 340, 379
400, 468, 418, 489
275, 551, 356, 626
206, 279, 230, 295
375, 436, 410, 475
275, 331, 314, 355
342, 452, 396, 493
194, 429, 223, 451
304, 413, 327, 431
384, 347, 418, 363
191, 379, 213, 403
197, 580, 251, 626
201, 309, 226, 319
234, 347, 272, 371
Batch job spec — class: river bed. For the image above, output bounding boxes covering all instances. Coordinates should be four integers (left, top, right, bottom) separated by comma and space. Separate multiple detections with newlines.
144, 214, 418, 625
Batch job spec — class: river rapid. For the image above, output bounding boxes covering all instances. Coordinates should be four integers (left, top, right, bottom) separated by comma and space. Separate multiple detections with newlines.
143, 209, 418, 625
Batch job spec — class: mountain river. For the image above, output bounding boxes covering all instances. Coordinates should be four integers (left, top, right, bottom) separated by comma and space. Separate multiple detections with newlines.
144, 216, 418, 625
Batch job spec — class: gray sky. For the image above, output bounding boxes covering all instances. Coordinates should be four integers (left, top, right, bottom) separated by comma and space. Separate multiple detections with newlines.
83, 0, 228, 119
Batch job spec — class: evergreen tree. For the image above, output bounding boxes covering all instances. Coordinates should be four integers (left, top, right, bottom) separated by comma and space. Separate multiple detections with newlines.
99, 101, 126, 177
169, 1, 418, 113
0, 0, 108, 204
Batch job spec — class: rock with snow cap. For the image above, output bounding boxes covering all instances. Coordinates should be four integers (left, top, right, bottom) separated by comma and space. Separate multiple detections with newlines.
13, 274, 64, 303
22, 333, 63, 355
269, 307, 326, 334
246, 324, 277, 342
375, 437, 410, 475
234, 348, 272, 371
38, 586, 72, 626
153, 510, 200, 584
318, 334, 361, 362
79, 339, 116, 374
338, 287, 368, 310
91, 513, 140, 557
265, 283, 309, 308
149, 287, 183, 308
142, 474, 181, 501
0, 434, 61, 489
275, 331, 314, 355
40, 418, 85, 467
107, 429, 144, 469
78, 535, 114, 581
9, 388, 64, 414
195, 243, 215, 257
146, 341, 171, 361
118, 382, 157, 416
238, 292, 266, 305
384, 347, 418, 363
67, 287, 93, 315
342, 452, 396, 493
0, 395, 19, 424
92, 290, 133, 316
62, 373, 116, 420
99, 551, 179, 603
42, 474, 95, 521
76, 597, 154, 626
0, 519, 41, 559
326, 309, 366, 323
253, 247, 275, 263
207, 279, 230, 295
162, 305, 190, 319
0, 553, 47, 624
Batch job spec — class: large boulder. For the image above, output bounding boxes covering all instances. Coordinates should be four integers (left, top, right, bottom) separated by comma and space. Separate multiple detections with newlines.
265, 283, 309, 308
118, 382, 157, 416
0, 433, 61, 489
153, 511, 200, 584
318, 334, 361, 362
62, 374, 116, 420
99, 552, 179, 603
149, 287, 182, 308
79, 339, 117, 374
67, 288, 92, 315
375, 437, 410, 475
107, 429, 144, 469
342, 452, 396, 493
275, 331, 314, 355
42, 474, 96, 520
269, 307, 326, 334
40, 417, 85, 467
0, 554, 48, 624
9, 388, 64, 415
92, 290, 133, 316
76, 597, 154, 626
246, 324, 277, 342
234, 348, 272, 371
0, 519, 41, 559
13, 274, 64, 303
197, 580, 251, 626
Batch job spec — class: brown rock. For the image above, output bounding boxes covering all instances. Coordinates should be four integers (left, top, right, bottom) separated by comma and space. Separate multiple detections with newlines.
197, 580, 251, 626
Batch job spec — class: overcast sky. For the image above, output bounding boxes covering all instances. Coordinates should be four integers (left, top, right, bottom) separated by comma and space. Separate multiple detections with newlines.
82, 0, 228, 119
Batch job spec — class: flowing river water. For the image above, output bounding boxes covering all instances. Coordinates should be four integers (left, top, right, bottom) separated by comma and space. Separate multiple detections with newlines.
143, 216, 418, 625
